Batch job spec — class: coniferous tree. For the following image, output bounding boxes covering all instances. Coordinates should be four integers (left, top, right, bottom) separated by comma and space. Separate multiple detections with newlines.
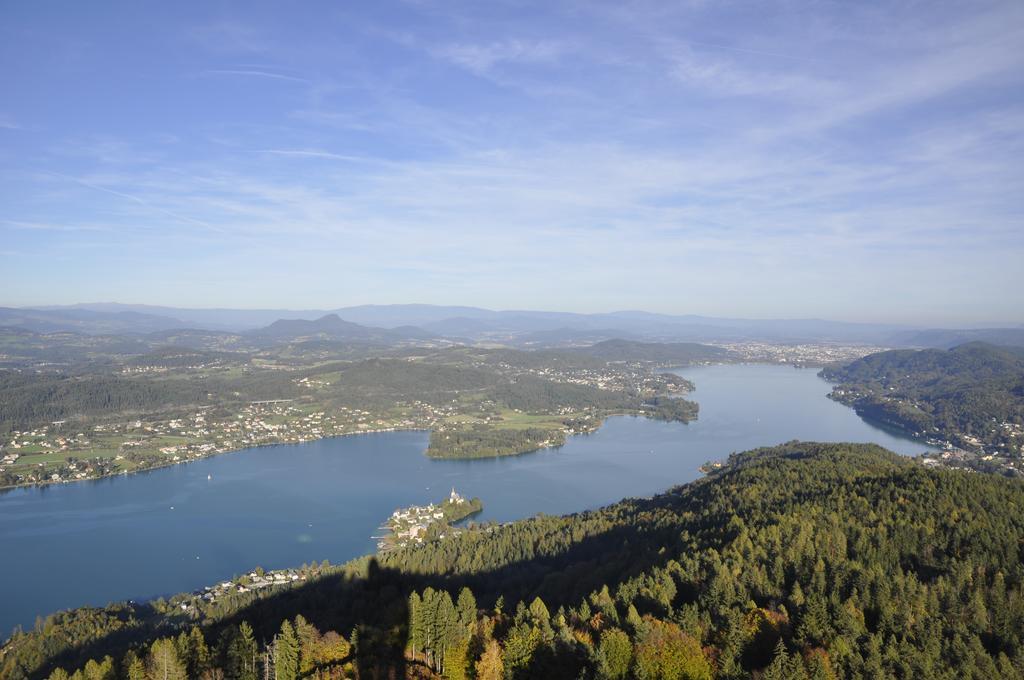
225, 622, 258, 680
456, 587, 477, 629
273, 620, 299, 680
408, 591, 424, 662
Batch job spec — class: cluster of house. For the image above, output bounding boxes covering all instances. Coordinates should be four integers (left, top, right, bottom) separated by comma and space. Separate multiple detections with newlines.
183, 568, 307, 609
380, 488, 468, 550
491, 361, 642, 393
715, 341, 886, 365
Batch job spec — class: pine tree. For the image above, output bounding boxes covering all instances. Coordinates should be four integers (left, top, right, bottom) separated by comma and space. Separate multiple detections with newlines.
181, 626, 210, 678
408, 591, 424, 661
528, 597, 550, 627
456, 587, 477, 629
626, 604, 644, 634
761, 639, 790, 680
234, 622, 259, 680
274, 620, 299, 680
434, 590, 456, 674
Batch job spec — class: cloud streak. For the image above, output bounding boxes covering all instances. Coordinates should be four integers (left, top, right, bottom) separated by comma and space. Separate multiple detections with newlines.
202, 69, 309, 84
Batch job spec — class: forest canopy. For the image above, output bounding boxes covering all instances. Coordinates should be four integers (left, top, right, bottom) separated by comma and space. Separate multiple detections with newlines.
6, 441, 1024, 679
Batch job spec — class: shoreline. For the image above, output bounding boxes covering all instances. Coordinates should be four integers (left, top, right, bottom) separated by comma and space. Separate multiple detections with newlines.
0, 426, 426, 494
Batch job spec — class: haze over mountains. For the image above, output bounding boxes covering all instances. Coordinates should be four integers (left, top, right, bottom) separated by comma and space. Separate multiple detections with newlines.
0, 303, 1020, 348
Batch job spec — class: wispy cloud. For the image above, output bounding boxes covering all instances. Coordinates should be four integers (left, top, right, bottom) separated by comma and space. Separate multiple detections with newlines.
42, 172, 222, 232
665, 43, 836, 99
248, 149, 377, 163
1, 220, 110, 233
202, 69, 309, 84
434, 39, 567, 75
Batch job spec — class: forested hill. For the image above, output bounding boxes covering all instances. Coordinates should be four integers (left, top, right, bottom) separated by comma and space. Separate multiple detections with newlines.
566, 339, 734, 364
821, 342, 1024, 457
7, 442, 1024, 679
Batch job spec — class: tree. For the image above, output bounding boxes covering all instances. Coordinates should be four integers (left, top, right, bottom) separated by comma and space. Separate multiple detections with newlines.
225, 622, 258, 680
475, 639, 504, 680
292, 615, 319, 676
626, 604, 644, 633
456, 587, 477, 629
633, 617, 711, 680
408, 591, 424, 661
529, 597, 551, 628
429, 589, 457, 674
176, 627, 210, 679
443, 635, 470, 680
319, 631, 350, 669
122, 651, 146, 680
598, 628, 632, 680
82, 657, 114, 680
147, 638, 187, 680
503, 622, 541, 679
274, 620, 299, 680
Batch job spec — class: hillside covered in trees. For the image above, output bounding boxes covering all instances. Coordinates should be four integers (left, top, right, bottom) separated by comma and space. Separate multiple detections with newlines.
5, 442, 1024, 679
821, 342, 1024, 459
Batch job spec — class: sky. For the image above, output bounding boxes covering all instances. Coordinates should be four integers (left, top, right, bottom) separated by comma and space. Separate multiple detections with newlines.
1, 1, 1022, 325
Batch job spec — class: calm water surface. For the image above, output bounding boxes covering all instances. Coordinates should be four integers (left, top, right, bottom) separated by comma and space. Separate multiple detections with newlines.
0, 364, 929, 636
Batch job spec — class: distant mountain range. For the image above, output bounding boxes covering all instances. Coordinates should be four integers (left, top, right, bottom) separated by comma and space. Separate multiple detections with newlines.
4, 303, 1021, 348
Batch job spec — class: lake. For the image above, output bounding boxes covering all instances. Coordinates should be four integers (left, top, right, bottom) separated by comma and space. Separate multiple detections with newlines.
0, 363, 930, 636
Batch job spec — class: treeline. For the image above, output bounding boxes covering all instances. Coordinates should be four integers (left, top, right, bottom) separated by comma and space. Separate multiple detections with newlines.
822, 342, 1024, 453
0, 372, 211, 432
641, 397, 698, 422
123, 348, 247, 369
40, 616, 350, 680
9, 442, 1024, 679
326, 359, 503, 407
428, 426, 565, 459
488, 375, 635, 413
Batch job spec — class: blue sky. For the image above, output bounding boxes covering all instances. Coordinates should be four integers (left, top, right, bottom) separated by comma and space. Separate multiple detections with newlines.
1, 1, 1022, 324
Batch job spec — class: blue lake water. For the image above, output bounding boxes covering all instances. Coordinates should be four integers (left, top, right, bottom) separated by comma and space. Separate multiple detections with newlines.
0, 363, 930, 636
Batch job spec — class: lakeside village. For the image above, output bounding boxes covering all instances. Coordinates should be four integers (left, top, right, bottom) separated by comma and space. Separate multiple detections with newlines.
0, 400, 467, 488
0, 353, 693, 489
827, 386, 1024, 476
887, 421, 1024, 476
377, 488, 483, 552
143, 490, 483, 615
